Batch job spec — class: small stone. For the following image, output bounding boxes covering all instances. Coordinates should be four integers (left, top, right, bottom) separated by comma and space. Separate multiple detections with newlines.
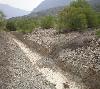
63, 83, 69, 89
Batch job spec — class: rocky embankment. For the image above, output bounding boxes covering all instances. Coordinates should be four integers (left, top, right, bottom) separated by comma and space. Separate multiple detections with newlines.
23, 29, 100, 89
0, 29, 100, 89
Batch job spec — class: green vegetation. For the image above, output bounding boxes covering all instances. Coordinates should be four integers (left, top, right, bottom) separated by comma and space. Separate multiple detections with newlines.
6, 17, 39, 33
57, 0, 99, 32
5, 0, 100, 34
97, 12, 100, 27
0, 11, 6, 30
40, 15, 55, 29
6, 15, 55, 33
96, 29, 100, 37
6, 20, 16, 31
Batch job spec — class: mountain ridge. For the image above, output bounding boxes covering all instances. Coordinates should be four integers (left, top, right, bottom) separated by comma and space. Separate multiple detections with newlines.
29, 0, 71, 17
29, 0, 100, 17
0, 4, 30, 18
33, 0, 70, 12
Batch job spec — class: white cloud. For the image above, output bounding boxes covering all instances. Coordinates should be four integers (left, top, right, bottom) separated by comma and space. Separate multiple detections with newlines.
0, 0, 44, 11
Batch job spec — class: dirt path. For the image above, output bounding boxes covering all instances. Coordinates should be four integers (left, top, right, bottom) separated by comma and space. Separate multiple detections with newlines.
10, 33, 86, 89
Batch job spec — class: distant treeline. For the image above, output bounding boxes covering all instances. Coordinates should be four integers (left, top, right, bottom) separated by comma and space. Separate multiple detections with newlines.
6, 17, 39, 33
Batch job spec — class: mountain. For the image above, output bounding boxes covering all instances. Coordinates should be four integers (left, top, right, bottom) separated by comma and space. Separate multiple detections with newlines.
89, 0, 100, 5
29, 0, 70, 17
33, 0, 70, 12
29, 0, 100, 17
32, 0, 100, 13
29, 6, 65, 17
0, 4, 30, 18
89, 0, 100, 11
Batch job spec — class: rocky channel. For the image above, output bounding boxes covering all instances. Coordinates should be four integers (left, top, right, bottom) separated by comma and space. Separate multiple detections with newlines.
0, 29, 100, 89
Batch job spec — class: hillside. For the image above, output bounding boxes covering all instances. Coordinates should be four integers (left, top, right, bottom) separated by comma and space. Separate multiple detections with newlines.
29, 6, 64, 17
33, 0, 70, 12
29, 0, 100, 17
89, 0, 100, 11
90, 0, 100, 5
0, 4, 30, 18
29, 0, 70, 17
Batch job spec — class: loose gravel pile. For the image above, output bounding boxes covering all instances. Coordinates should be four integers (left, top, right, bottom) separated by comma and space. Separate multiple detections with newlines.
25, 29, 80, 52
58, 38, 100, 89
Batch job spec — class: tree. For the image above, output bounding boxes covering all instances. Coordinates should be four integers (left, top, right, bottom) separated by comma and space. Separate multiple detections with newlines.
40, 15, 54, 29
58, 0, 98, 32
0, 11, 5, 18
6, 21, 16, 31
0, 11, 6, 30
6, 17, 39, 33
97, 12, 100, 27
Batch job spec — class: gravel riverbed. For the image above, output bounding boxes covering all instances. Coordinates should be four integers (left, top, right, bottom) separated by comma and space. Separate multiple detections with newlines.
0, 32, 56, 89
25, 29, 100, 89
0, 29, 100, 89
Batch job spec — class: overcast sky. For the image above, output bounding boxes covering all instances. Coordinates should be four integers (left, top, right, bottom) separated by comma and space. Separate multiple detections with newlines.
0, 0, 44, 11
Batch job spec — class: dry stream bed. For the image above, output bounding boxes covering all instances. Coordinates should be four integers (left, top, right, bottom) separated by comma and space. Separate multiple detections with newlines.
0, 29, 100, 89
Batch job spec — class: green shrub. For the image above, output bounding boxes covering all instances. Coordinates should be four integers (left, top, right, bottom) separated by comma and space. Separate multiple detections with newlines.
57, 0, 99, 32
6, 17, 39, 33
97, 12, 100, 27
17, 29, 32, 33
0, 11, 6, 30
6, 21, 16, 31
40, 15, 54, 29
96, 29, 100, 37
